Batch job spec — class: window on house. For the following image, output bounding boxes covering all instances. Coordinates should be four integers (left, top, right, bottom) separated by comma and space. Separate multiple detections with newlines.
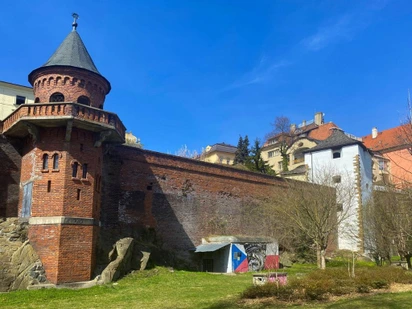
42, 154, 49, 170
268, 151, 275, 158
52, 154, 59, 169
82, 163, 88, 179
15, 95, 26, 105
333, 175, 341, 183
226, 158, 230, 164
278, 161, 283, 171
332, 149, 342, 159
77, 96, 90, 106
50, 92, 65, 102
378, 159, 386, 171
72, 162, 78, 178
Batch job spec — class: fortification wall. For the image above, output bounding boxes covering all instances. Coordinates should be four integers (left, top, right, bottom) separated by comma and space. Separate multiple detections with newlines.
0, 135, 21, 217
101, 145, 287, 265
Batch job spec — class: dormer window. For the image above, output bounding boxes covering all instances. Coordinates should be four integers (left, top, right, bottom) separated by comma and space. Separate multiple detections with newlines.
77, 96, 90, 106
50, 92, 65, 102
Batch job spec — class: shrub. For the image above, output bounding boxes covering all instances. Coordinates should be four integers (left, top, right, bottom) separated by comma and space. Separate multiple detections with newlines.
356, 284, 371, 293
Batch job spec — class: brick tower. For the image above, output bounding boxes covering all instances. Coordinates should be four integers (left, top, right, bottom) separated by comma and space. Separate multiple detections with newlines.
2, 15, 125, 284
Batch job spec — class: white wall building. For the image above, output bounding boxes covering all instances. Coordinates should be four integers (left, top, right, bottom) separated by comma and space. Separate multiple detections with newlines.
0, 81, 34, 121
304, 128, 373, 252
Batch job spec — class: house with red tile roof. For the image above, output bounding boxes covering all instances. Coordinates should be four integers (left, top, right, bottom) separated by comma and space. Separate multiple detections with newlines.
362, 125, 412, 187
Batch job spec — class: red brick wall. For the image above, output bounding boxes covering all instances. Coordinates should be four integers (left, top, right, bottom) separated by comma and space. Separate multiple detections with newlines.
102, 145, 287, 263
20, 126, 102, 283
30, 67, 109, 109
0, 135, 21, 217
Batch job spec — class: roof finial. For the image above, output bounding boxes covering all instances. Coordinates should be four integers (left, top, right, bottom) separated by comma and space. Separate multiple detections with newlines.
72, 13, 79, 31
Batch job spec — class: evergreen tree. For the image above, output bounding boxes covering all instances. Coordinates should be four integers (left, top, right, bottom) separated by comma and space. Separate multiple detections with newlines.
233, 136, 244, 164
242, 135, 250, 162
246, 139, 275, 175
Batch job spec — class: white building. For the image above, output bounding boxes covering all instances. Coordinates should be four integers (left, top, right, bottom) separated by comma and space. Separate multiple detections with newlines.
304, 128, 373, 252
0, 81, 34, 121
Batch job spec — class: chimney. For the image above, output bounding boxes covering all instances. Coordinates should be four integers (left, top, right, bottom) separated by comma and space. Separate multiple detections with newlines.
372, 127, 378, 139
290, 124, 296, 132
314, 112, 324, 125
301, 120, 306, 127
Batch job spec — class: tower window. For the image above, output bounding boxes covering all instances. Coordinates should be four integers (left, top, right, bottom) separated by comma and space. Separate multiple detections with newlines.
47, 180, 51, 193
16, 95, 26, 105
77, 189, 81, 200
34, 97, 40, 103
82, 163, 88, 179
50, 92, 65, 102
72, 162, 79, 178
77, 96, 90, 106
42, 154, 49, 170
53, 154, 59, 169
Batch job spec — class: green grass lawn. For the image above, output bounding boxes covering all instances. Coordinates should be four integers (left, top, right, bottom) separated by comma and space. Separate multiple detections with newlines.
1, 265, 411, 309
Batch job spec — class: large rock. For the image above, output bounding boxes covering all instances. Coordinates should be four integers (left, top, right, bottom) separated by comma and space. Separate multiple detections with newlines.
98, 237, 151, 284
0, 218, 46, 291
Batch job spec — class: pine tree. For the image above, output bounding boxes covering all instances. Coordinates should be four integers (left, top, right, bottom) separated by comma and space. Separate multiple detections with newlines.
233, 136, 244, 164
246, 139, 275, 175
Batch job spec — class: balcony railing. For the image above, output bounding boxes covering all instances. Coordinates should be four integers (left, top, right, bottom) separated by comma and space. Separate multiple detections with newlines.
2, 102, 126, 140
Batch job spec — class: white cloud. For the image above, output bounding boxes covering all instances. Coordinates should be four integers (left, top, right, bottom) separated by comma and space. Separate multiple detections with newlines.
225, 58, 291, 90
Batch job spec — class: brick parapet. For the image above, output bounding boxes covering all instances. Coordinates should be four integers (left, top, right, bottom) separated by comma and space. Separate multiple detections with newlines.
29, 67, 109, 109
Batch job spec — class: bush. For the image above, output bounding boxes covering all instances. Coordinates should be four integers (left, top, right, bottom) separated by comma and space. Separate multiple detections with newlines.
241, 265, 412, 303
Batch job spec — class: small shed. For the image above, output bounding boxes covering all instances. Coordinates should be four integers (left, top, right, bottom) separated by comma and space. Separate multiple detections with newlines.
195, 236, 279, 273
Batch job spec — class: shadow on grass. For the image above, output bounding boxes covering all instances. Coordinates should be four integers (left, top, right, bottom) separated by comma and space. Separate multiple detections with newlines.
325, 292, 412, 309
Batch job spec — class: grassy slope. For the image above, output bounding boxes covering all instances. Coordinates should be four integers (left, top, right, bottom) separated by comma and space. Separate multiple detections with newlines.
1, 265, 412, 309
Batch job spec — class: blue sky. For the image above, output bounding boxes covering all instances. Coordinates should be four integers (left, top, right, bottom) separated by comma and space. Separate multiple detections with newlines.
2, 0, 412, 153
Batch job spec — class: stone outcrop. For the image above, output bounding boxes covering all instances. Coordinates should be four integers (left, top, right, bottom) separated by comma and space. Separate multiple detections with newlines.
0, 218, 47, 292
98, 237, 151, 284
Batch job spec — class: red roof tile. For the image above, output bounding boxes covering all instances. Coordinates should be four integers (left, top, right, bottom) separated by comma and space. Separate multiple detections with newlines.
362, 125, 411, 152
308, 122, 338, 140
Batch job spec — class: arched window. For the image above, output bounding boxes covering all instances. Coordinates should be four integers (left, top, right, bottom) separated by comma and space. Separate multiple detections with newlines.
42, 154, 49, 170
77, 96, 90, 106
82, 163, 88, 179
50, 92, 65, 102
53, 154, 59, 169
99, 104, 103, 109
72, 162, 79, 178
34, 97, 40, 103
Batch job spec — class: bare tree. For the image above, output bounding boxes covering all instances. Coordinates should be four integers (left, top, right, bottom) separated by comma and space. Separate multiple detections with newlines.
266, 170, 357, 269
175, 144, 199, 158
366, 187, 412, 268
266, 116, 293, 171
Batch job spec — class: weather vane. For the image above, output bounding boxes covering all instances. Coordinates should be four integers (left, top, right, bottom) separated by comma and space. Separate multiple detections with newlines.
72, 13, 79, 31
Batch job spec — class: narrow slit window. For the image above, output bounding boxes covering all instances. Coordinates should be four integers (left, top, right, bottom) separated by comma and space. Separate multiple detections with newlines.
53, 154, 59, 169
47, 180, 51, 192
77, 189, 81, 200
43, 154, 49, 170
72, 162, 78, 178
82, 164, 88, 179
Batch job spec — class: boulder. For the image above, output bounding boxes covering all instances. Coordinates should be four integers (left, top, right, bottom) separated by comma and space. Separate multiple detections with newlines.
98, 237, 151, 284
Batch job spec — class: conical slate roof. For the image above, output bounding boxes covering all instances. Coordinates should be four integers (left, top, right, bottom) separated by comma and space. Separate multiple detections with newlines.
305, 128, 365, 152
42, 30, 100, 75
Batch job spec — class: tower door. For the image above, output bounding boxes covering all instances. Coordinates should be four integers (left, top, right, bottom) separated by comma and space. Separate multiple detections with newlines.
21, 182, 33, 218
